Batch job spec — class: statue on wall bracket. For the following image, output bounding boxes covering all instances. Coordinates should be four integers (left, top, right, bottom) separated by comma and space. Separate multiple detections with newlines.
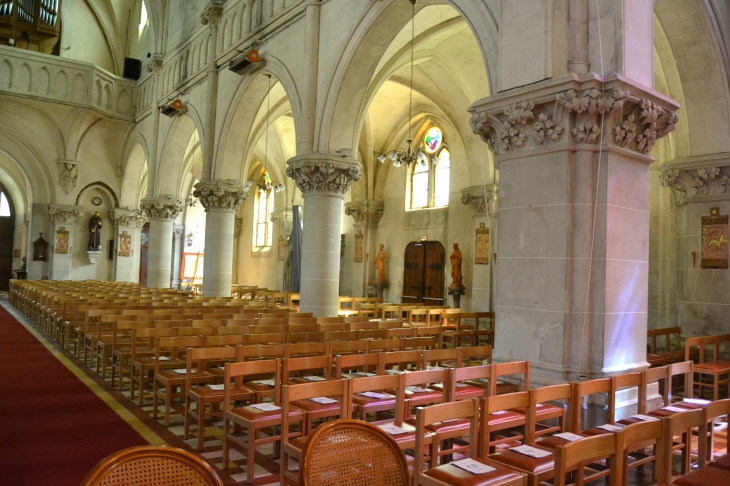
701, 207, 728, 269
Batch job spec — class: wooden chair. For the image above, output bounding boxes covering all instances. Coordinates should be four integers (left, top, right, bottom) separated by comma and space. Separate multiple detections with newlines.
223, 359, 293, 484
80, 445, 224, 486
553, 433, 619, 486
616, 418, 667, 485
280, 379, 350, 486
334, 352, 383, 379
479, 392, 529, 455
571, 378, 615, 434
647, 327, 684, 366
329, 340, 369, 356
414, 399, 526, 486
401, 336, 437, 351
129, 327, 178, 406
285, 342, 328, 359
703, 398, 730, 464
401, 368, 449, 419
461, 345, 493, 367
686, 336, 730, 400
491, 361, 529, 396
668, 360, 695, 403
661, 408, 708, 481
382, 350, 422, 374
299, 419, 409, 486
184, 346, 250, 451
368, 338, 403, 353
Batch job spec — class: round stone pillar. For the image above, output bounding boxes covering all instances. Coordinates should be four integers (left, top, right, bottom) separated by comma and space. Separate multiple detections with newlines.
141, 199, 184, 288
194, 183, 249, 297
287, 154, 361, 317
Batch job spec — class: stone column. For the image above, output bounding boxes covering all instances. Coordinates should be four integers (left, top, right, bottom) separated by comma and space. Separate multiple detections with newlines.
171, 225, 184, 289
461, 185, 497, 311
271, 209, 293, 291
141, 199, 184, 288
344, 199, 384, 296
470, 76, 679, 383
109, 208, 147, 282
287, 154, 361, 316
145, 56, 163, 198
194, 182, 249, 297
199, 1, 223, 181
46, 204, 83, 280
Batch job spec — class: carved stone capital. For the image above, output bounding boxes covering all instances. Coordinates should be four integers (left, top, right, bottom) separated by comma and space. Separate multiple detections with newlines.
173, 225, 185, 238
46, 204, 83, 224
200, 2, 224, 26
345, 200, 384, 227
659, 154, 730, 205
141, 198, 184, 220
146, 54, 164, 74
469, 74, 680, 160
192, 182, 249, 212
460, 185, 497, 217
286, 154, 362, 196
110, 208, 148, 228
270, 210, 293, 234
57, 159, 79, 195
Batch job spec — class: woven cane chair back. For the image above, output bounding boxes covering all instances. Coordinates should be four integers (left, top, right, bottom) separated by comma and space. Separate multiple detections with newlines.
80, 446, 224, 486
300, 419, 408, 486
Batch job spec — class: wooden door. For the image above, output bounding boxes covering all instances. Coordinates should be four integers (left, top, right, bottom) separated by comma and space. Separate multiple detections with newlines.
139, 223, 149, 287
0, 217, 14, 290
402, 241, 445, 305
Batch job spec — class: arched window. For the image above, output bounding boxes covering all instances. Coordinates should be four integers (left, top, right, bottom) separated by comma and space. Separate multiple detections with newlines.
407, 126, 450, 210
254, 173, 274, 248
0, 193, 10, 217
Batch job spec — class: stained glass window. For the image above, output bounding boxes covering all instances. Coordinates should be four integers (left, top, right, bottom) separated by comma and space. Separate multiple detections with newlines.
411, 161, 429, 209
406, 126, 449, 210
424, 127, 442, 154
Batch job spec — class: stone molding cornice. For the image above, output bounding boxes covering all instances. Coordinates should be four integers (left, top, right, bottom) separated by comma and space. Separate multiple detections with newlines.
659, 153, 730, 205
46, 204, 83, 224
344, 200, 384, 227
460, 185, 497, 217
57, 159, 79, 196
286, 154, 362, 196
192, 181, 249, 212
200, 2, 224, 27
141, 198, 184, 220
469, 73, 680, 161
270, 210, 293, 234
110, 208, 148, 228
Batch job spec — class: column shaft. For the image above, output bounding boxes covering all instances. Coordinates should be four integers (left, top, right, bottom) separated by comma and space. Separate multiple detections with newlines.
147, 218, 174, 288
202, 209, 235, 297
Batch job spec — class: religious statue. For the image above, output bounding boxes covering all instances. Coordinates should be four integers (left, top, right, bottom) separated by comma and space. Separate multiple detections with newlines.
450, 243, 463, 287
87, 212, 103, 250
374, 244, 387, 282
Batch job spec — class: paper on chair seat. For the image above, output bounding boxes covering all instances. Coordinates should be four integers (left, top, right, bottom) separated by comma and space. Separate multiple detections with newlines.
353, 372, 376, 377
173, 368, 193, 374
631, 414, 659, 422
553, 432, 584, 442
596, 424, 624, 432
683, 398, 711, 405
359, 391, 392, 399
158, 356, 170, 361
455, 383, 469, 388
406, 386, 430, 393
490, 410, 508, 415
310, 397, 338, 404
250, 403, 281, 412
208, 384, 225, 390
378, 424, 408, 435
663, 406, 687, 413
510, 445, 552, 458
451, 458, 496, 474
303, 375, 326, 381
427, 366, 444, 370
254, 379, 275, 386
385, 369, 405, 374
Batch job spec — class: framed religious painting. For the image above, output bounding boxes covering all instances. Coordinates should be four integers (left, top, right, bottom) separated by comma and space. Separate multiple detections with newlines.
55, 227, 69, 254
118, 231, 132, 257
354, 230, 364, 262
277, 236, 285, 261
701, 207, 729, 269
475, 223, 490, 265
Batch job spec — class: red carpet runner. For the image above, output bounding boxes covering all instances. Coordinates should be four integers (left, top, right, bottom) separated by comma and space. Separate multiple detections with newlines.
0, 305, 148, 486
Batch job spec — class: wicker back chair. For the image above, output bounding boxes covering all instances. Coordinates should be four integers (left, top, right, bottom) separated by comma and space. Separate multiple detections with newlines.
80, 445, 224, 486
300, 419, 409, 486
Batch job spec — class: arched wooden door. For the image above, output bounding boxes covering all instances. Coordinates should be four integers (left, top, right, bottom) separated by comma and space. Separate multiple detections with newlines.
402, 241, 445, 305
0, 187, 14, 290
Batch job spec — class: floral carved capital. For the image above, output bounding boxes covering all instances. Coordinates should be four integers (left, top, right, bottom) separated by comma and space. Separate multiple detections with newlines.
270, 210, 293, 234
110, 208, 148, 227
345, 200, 384, 227
286, 155, 362, 196
140, 198, 185, 220
200, 3, 224, 26
469, 76, 679, 158
192, 184, 249, 211
460, 185, 497, 217
46, 204, 83, 224
659, 155, 730, 203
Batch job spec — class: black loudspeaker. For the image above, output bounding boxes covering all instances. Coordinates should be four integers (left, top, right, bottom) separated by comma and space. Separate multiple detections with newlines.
108, 240, 114, 260
123, 58, 142, 80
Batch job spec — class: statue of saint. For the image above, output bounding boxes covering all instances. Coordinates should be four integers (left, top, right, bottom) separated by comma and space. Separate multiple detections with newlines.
87, 212, 103, 250
374, 244, 387, 282
450, 243, 463, 287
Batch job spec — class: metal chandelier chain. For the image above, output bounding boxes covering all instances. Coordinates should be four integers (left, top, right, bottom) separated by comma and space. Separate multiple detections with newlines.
408, 0, 415, 143
264, 74, 271, 174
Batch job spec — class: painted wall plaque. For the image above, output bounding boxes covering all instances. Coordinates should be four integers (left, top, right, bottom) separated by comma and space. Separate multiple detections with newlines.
701, 207, 729, 269
354, 230, 364, 262
55, 227, 69, 254
277, 236, 285, 261
475, 223, 490, 265
118, 231, 131, 257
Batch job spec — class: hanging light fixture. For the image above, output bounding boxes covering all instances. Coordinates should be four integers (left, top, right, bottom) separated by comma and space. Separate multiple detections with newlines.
377, 0, 429, 169
248, 74, 285, 193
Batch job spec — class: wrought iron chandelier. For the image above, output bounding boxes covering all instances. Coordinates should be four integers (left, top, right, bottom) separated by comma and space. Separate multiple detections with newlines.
247, 74, 285, 193
377, 0, 429, 169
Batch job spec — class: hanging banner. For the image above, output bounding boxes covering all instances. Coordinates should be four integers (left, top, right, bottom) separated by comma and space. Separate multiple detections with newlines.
55, 227, 69, 254
701, 207, 728, 269
475, 223, 490, 265
354, 230, 364, 262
